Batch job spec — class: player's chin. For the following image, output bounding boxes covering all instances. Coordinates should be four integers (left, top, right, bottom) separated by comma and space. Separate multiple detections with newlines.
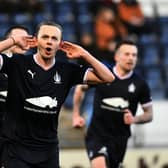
126, 65, 134, 71
44, 51, 55, 58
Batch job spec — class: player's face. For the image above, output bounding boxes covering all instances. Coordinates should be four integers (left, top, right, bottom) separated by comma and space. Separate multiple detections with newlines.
36, 25, 62, 60
116, 44, 138, 72
10, 28, 29, 54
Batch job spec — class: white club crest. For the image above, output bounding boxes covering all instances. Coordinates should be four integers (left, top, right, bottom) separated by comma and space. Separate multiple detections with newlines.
98, 146, 108, 156
128, 83, 136, 93
54, 71, 61, 84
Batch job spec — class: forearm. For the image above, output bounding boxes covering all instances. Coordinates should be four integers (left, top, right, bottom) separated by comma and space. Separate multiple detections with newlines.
81, 52, 115, 83
134, 111, 153, 124
72, 85, 85, 117
0, 37, 15, 52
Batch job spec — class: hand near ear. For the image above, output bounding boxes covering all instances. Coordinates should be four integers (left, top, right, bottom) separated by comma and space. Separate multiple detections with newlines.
59, 41, 89, 59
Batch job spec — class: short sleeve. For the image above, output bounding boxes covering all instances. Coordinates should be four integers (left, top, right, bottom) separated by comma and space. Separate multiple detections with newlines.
139, 80, 152, 105
0, 54, 10, 74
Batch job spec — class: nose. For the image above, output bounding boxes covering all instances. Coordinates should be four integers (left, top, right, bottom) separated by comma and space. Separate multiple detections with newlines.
46, 38, 52, 45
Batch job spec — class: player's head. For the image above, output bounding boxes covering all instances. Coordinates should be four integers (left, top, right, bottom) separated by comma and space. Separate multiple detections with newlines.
35, 21, 63, 38
114, 40, 138, 72
35, 21, 63, 60
4, 25, 29, 55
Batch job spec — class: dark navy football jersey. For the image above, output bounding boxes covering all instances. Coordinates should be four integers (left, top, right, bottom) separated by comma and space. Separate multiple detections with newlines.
87, 67, 152, 138
0, 54, 87, 149
0, 73, 8, 133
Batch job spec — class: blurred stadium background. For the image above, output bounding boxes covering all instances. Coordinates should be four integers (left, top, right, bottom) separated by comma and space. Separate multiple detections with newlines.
0, 0, 168, 167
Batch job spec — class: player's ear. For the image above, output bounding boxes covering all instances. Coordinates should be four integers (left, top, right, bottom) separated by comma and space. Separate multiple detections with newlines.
34, 37, 38, 47
59, 41, 64, 49
114, 54, 117, 62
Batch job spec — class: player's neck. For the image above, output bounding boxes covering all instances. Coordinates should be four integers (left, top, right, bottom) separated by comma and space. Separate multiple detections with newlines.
113, 66, 133, 79
34, 54, 55, 70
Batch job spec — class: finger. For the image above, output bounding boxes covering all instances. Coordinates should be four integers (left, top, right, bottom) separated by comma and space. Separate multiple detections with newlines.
25, 35, 34, 41
28, 41, 37, 48
60, 41, 77, 50
123, 109, 130, 113
73, 124, 82, 129
62, 41, 74, 46
60, 42, 72, 49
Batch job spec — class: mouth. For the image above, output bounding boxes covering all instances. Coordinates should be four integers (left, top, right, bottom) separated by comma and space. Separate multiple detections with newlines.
127, 62, 134, 65
45, 47, 52, 55
46, 47, 52, 52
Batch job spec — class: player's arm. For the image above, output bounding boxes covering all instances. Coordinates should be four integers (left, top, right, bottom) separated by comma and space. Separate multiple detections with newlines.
0, 35, 35, 52
133, 104, 153, 124
72, 84, 89, 128
0, 37, 17, 52
59, 41, 115, 84
124, 104, 153, 125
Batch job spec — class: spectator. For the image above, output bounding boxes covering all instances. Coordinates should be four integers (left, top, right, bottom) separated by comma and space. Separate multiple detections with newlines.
117, 0, 152, 36
0, 25, 30, 167
92, 6, 128, 66
0, 0, 43, 13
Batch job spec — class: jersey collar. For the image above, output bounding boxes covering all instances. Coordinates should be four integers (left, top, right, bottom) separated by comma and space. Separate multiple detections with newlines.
113, 66, 133, 80
33, 54, 55, 70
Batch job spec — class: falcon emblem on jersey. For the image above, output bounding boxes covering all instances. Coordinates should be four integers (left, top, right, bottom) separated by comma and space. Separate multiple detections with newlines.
27, 69, 36, 79
54, 71, 61, 84
128, 83, 136, 93
25, 96, 58, 108
98, 146, 108, 156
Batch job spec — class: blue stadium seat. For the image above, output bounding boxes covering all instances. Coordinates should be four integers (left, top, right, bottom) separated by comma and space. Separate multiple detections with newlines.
13, 13, 31, 24
54, 1, 74, 25
61, 23, 77, 42
0, 13, 10, 24
145, 67, 162, 89
145, 67, 164, 99
142, 45, 160, 66
138, 34, 157, 45
163, 47, 168, 66
75, 1, 93, 35
0, 24, 10, 39
160, 25, 168, 44
34, 12, 53, 25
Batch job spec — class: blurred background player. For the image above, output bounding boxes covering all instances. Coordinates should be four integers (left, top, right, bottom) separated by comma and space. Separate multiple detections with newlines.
72, 40, 153, 168
0, 25, 30, 166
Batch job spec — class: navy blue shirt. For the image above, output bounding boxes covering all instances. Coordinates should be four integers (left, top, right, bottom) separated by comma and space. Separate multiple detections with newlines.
0, 73, 8, 135
0, 53, 87, 161
87, 67, 152, 139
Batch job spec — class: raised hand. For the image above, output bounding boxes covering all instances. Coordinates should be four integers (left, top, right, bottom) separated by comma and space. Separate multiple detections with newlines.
26, 36, 37, 49
59, 41, 88, 59
11, 35, 37, 50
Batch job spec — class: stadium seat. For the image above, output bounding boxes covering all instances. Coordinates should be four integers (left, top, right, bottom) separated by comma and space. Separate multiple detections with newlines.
145, 67, 164, 99
142, 45, 160, 66
0, 24, 10, 39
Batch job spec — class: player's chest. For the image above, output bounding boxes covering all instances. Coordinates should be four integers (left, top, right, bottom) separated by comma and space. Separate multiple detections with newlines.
17, 65, 70, 94
98, 80, 139, 98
